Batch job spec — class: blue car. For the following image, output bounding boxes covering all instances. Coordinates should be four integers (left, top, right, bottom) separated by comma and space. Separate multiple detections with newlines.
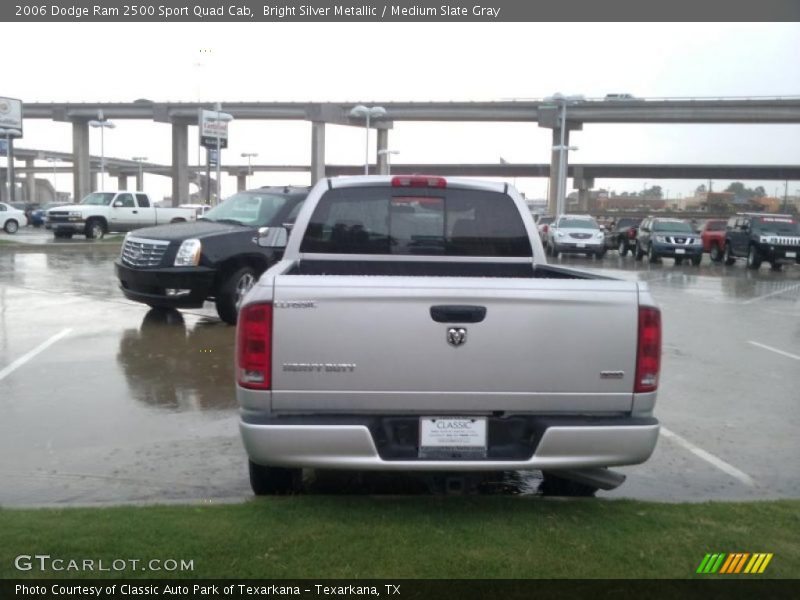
33, 202, 69, 228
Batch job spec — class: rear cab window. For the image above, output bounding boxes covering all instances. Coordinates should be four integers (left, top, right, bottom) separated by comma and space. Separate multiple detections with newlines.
300, 185, 532, 257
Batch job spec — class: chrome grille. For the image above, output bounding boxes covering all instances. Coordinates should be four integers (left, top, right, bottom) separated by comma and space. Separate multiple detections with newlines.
569, 232, 592, 239
121, 237, 169, 268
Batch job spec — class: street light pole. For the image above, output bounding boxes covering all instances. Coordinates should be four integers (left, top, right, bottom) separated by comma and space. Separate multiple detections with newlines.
545, 94, 584, 216
0, 128, 21, 203
241, 152, 258, 184
46, 157, 59, 201
349, 105, 387, 175
132, 156, 147, 190
89, 110, 115, 191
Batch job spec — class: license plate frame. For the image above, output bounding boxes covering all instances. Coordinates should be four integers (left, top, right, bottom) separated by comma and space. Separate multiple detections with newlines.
786, 251, 797, 258
576, 243, 586, 248
419, 417, 487, 459
675, 248, 686, 254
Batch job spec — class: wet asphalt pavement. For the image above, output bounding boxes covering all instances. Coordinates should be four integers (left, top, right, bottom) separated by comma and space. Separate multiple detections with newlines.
1, 227, 799, 506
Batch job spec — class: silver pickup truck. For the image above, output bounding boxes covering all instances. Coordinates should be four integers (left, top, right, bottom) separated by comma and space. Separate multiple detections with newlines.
236, 176, 661, 496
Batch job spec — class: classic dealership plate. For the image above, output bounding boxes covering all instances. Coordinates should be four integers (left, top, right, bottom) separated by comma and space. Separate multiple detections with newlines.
419, 417, 487, 459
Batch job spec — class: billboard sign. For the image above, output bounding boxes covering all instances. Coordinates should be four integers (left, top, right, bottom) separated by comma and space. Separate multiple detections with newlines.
0, 97, 23, 136
199, 109, 229, 149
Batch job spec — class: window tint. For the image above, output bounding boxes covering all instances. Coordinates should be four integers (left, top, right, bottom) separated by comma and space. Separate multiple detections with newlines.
136, 194, 150, 207
300, 186, 532, 257
653, 221, 692, 233
116, 193, 135, 208
753, 217, 799, 235
558, 217, 599, 229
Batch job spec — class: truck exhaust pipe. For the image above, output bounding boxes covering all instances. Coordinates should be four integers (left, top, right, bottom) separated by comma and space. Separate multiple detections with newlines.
548, 468, 627, 491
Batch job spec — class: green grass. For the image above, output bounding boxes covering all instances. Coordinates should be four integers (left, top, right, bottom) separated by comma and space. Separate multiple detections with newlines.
1, 498, 798, 579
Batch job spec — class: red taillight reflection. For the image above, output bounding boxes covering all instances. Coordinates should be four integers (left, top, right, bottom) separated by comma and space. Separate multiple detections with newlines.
391, 175, 447, 188
635, 306, 661, 393
627, 228, 637, 239
236, 303, 272, 390
542, 225, 549, 233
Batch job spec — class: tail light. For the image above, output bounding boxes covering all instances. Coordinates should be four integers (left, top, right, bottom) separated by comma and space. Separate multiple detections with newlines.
635, 306, 661, 393
237, 303, 272, 390
627, 228, 637, 239
542, 225, 549, 234
391, 175, 447, 188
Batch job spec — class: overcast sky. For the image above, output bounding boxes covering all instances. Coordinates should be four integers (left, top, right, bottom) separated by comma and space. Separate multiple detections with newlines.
4, 22, 800, 201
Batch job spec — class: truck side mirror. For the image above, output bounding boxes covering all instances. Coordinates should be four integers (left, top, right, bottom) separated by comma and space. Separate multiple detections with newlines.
256, 226, 288, 248
113, 200, 123, 208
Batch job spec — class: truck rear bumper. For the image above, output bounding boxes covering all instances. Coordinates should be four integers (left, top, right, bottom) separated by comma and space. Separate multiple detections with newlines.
240, 416, 660, 471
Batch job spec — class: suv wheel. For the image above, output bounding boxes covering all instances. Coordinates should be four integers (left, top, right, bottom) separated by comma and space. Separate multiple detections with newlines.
648, 244, 660, 263
691, 254, 702, 266
709, 243, 723, 262
746, 245, 762, 270
770, 262, 783, 272
215, 266, 257, 325
249, 461, 301, 495
724, 243, 736, 265
617, 238, 628, 257
539, 472, 598, 497
3, 219, 19, 234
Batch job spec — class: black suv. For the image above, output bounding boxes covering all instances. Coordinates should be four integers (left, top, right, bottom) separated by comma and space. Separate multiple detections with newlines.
635, 217, 703, 265
115, 186, 308, 324
723, 213, 800, 271
604, 217, 642, 256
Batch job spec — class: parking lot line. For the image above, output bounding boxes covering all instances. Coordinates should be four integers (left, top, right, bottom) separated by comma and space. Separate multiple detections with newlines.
0, 328, 73, 382
748, 341, 800, 361
741, 283, 800, 305
660, 427, 755, 487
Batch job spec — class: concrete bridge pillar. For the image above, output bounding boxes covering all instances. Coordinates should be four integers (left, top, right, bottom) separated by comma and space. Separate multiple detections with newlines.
72, 121, 90, 201
376, 129, 389, 175
135, 172, 144, 191
573, 172, 595, 212
237, 172, 247, 192
25, 159, 36, 202
117, 175, 128, 190
310, 121, 326, 185
89, 171, 98, 191
172, 123, 189, 206
547, 128, 572, 215
0, 170, 6, 203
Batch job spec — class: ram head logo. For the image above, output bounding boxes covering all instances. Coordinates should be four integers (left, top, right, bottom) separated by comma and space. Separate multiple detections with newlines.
447, 327, 467, 347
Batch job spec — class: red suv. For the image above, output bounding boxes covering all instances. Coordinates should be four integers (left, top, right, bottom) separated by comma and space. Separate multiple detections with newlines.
701, 219, 727, 262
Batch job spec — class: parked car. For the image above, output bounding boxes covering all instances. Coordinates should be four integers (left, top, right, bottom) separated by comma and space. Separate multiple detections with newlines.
0, 202, 28, 233
115, 185, 309, 324
546, 214, 606, 258
604, 217, 642, 256
635, 218, 702, 265
723, 213, 800, 271
47, 191, 196, 239
237, 175, 661, 497
700, 219, 728, 262
31, 202, 70, 228
536, 215, 555, 245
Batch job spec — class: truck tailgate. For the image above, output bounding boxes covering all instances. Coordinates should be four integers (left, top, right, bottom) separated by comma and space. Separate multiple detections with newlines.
270, 275, 639, 414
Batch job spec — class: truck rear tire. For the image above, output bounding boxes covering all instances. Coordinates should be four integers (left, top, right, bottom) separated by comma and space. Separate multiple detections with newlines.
249, 461, 300, 495
539, 472, 598, 497
85, 219, 105, 240
710, 243, 722, 262
691, 255, 702, 266
215, 266, 257, 325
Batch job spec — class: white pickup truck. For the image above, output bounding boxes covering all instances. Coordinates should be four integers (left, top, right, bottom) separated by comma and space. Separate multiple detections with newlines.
46, 191, 196, 239
236, 176, 662, 496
